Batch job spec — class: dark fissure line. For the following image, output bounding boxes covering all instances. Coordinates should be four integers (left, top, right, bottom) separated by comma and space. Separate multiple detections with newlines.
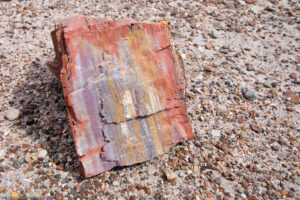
155, 45, 171, 52
103, 105, 182, 125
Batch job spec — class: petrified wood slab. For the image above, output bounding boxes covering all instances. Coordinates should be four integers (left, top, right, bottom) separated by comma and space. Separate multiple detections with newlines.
48, 16, 193, 177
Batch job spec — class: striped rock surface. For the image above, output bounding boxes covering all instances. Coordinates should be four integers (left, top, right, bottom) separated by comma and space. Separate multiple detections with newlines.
48, 16, 193, 177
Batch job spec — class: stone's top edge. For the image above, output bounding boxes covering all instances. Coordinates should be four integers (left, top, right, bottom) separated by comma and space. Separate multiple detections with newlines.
54, 16, 134, 29
53, 16, 166, 32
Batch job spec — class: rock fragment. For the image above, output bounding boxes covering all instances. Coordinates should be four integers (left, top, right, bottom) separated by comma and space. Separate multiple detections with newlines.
48, 16, 193, 177
6, 108, 20, 121
289, 73, 297, 80
37, 149, 47, 160
164, 168, 177, 182
24, 152, 31, 163
284, 91, 300, 104
243, 90, 256, 100
251, 123, 262, 133
205, 42, 213, 50
211, 130, 221, 137
204, 66, 214, 72
263, 81, 272, 88
245, 0, 255, 4
211, 30, 219, 39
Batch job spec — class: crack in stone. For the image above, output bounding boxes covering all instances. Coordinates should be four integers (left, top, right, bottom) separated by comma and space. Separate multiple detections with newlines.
101, 105, 182, 125
155, 45, 171, 52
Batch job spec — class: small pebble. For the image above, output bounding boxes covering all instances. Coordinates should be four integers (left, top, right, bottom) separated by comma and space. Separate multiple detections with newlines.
37, 149, 48, 160
243, 90, 256, 100
211, 29, 219, 39
70, 188, 77, 195
251, 123, 262, 133
263, 81, 272, 88
211, 130, 221, 137
11, 192, 19, 198
164, 168, 177, 182
271, 145, 279, 151
112, 181, 119, 186
289, 73, 297, 80
6, 108, 20, 121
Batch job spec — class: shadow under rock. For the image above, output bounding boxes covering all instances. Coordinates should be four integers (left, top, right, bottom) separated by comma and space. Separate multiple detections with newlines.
12, 58, 84, 181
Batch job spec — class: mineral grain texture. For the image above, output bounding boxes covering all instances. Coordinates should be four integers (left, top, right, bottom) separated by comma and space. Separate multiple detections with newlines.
48, 16, 193, 177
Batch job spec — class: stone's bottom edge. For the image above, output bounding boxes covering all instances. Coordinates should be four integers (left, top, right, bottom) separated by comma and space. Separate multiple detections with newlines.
80, 133, 193, 178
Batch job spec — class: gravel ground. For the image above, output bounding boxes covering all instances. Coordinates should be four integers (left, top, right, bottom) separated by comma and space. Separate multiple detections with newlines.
0, 0, 300, 199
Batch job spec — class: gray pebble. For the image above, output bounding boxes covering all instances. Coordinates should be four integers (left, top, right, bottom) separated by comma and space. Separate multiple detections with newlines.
70, 188, 77, 195
263, 81, 272, 88
271, 145, 280, 151
18, 157, 25, 165
13, 160, 21, 169
243, 90, 256, 100
246, 65, 255, 71
112, 181, 119, 186
178, 171, 185, 177
211, 29, 219, 39
211, 130, 221, 137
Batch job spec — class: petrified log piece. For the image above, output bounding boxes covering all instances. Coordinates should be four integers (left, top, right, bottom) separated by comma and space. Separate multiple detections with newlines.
48, 16, 193, 177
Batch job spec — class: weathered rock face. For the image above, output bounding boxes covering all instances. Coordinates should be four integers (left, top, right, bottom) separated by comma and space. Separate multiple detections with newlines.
48, 16, 193, 177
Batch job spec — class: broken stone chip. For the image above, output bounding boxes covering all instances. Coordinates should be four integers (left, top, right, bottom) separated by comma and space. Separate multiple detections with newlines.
48, 16, 193, 177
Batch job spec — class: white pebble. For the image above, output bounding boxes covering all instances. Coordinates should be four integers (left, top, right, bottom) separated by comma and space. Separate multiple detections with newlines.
37, 149, 48, 159
6, 108, 20, 121
211, 130, 221, 137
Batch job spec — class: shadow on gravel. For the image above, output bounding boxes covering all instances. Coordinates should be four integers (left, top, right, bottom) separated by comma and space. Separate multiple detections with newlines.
12, 59, 145, 182
13, 58, 84, 181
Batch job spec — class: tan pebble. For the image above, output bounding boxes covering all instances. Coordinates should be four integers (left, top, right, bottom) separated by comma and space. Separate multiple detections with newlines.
205, 181, 210, 186
241, 125, 246, 131
193, 163, 199, 172
280, 190, 288, 197
0, 114, 4, 121
284, 91, 300, 104
17, 8, 24, 13
204, 66, 213, 72
0, 187, 6, 193
288, 191, 294, 198
202, 86, 209, 93
13, 120, 21, 125
245, 0, 255, 4
289, 73, 297, 80
205, 42, 213, 50
251, 123, 262, 133
202, 99, 208, 105
11, 192, 19, 198
271, 88, 277, 95
144, 185, 151, 194
8, 171, 14, 177
103, 171, 110, 179
128, 185, 135, 192
164, 168, 177, 182
24, 152, 31, 163
136, 184, 143, 190
241, 180, 249, 188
